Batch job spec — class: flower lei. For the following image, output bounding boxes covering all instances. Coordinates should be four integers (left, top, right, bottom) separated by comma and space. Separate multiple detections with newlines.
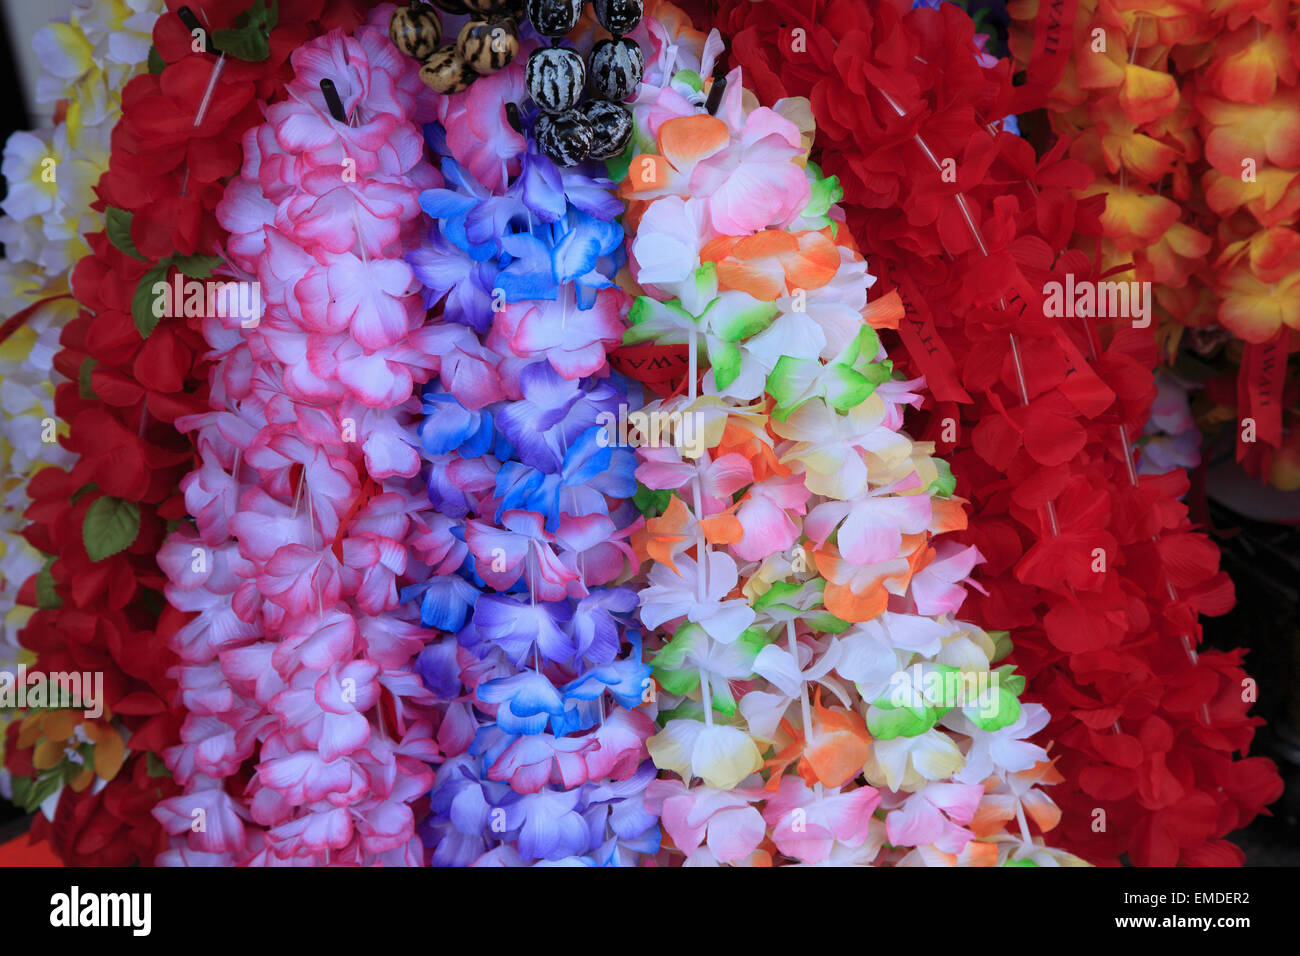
1006, 0, 1300, 489
405, 14, 662, 867
10, 0, 365, 866
152, 7, 457, 865
0, 0, 160, 801
610, 0, 1081, 867
686, 0, 1283, 865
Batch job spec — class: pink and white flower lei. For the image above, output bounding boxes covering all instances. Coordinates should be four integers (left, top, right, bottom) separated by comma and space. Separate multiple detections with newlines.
153, 10, 454, 866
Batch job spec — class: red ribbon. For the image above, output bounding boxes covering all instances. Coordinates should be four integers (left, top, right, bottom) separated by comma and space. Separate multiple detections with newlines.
1237, 329, 1289, 464
882, 263, 972, 404
1026, 0, 1078, 96
610, 343, 691, 398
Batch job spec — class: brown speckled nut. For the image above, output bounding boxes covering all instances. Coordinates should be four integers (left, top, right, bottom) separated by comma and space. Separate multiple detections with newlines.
389, 5, 443, 60
420, 46, 478, 94
457, 18, 519, 75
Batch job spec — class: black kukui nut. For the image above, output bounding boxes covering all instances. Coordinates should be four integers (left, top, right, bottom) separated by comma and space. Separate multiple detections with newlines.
420, 45, 478, 94
525, 0, 583, 37
457, 18, 519, 74
536, 108, 593, 166
593, 0, 642, 36
526, 46, 586, 113
581, 99, 633, 159
589, 37, 643, 102
389, 5, 443, 60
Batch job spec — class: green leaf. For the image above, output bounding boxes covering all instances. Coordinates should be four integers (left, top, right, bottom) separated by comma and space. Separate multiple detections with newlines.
62, 753, 88, 782
132, 262, 171, 338
35, 559, 61, 610
16, 771, 62, 814
70, 482, 97, 504
146, 752, 173, 779
210, 26, 268, 61
171, 254, 223, 279
105, 207, 145, 261
147, 44, 165, 74
78, 357, 97, 399
82, 496, 141, 563
633, 483, 672, 518
211, 0, 278, 62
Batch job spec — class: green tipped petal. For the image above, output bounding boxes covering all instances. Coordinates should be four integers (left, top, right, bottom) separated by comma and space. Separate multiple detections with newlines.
867, 699, 938, 739
823, 365, 874, 411
927, 458, 957, 498
707, 339, 742, 389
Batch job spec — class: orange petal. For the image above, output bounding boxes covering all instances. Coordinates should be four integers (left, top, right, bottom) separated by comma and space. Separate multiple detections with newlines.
1118, 64, 1179, 125
18, 714, 44, 749
1023, 789, 1062, 833
928, 496, 968, 534
700, 512, 743, 545
658, 114, 730, 171
621, 154, 672, 196
43, 709, 77, 743
804, 693, 872, 787
864, 290, 904, 330
823, 579, 889, 623
32, 738, 64, 771
971, 794, 1016, 838
957, 841, 1000, 867
92, 731, 126, 782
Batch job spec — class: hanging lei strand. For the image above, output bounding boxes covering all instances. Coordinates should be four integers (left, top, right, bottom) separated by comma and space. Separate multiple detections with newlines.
155, 8, 451, 865
683, 0, 1283, 865
10, 0, 349, 866
0, 0, 161, 806
618, 0, 1083, 866
400, 4, 660, 866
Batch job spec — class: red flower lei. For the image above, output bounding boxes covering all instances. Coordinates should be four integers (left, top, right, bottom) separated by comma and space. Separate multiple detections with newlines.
679, 0, 1282, 866
11, 0, 374, 865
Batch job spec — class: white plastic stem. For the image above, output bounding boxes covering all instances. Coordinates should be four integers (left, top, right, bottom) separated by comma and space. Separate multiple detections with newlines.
787, 620, 813, 741
192, 55, 227, 128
